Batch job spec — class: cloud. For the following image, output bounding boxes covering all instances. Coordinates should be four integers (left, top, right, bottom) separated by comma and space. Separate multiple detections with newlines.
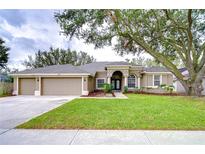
0, 10, 145, 70
0, 10, 69, 70
0, 10, 26, 27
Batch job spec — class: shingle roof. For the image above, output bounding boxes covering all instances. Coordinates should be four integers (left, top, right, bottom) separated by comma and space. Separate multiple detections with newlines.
144, 66, 170, 72
78, 61, 131, 75
12, 62, 172, 76
13, 64, 88, 74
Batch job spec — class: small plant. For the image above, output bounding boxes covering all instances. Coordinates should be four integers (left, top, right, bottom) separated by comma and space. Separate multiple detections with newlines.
134, 87, 140, 93
160, 84, 167, 88
103, 83, 112, 93
161, 85, 174, 93
124, 86, 128, 93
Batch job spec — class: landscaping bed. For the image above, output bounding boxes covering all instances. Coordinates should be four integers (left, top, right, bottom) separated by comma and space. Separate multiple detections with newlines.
17, 94, 205, 130
82, 90, 115, 97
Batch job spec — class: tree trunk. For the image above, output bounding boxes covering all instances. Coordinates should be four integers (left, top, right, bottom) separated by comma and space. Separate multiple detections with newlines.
180, 79, 203, 96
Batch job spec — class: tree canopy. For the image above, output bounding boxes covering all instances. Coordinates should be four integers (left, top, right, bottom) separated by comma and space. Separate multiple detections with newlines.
0, 38, 9, 69
23, 47, 96, 68
55, 9, 205, 96
125, 57, 162, 67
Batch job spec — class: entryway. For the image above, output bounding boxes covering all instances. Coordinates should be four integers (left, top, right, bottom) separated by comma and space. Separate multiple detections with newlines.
111, 71, 122, 91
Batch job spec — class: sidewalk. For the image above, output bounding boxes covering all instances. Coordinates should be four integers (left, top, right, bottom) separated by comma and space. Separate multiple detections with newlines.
0, 129, 205, 145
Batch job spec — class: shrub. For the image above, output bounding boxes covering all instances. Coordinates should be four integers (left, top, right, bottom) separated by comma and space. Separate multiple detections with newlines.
160, 84, 167, 88
161, 85, 175, 93
124, 86, 128, 93
134, 87, 140, 93
103, 83, 112, 93
0, 82, 13, 96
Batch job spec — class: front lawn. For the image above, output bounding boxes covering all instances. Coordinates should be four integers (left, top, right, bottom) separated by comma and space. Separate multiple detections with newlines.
17, 94, 205, 130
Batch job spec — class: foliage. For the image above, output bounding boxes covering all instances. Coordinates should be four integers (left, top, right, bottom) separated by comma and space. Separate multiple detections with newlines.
160, 84, 175, 93
103, 83, 112, 93
23, 47, 96, 68
123, 86, 128, 93
0, 38, 9, 69
0, 82, 13, 96
55, 10, 205, 96
126, 57, 162, 67
17, 94, 205, 130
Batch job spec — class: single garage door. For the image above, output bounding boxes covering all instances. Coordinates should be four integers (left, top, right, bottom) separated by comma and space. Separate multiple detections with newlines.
19, 78, 35, 95
42, 77, 82, 95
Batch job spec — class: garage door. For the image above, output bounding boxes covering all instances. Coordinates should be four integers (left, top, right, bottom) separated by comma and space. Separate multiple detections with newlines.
42, 77, 82, 95
19, 78, 35, 95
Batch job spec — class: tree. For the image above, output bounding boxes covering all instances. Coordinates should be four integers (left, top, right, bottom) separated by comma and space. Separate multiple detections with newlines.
0, 38, 9, 69
125, 57, 162, 67
23, 47, 96, 68
55, 10, 205, 96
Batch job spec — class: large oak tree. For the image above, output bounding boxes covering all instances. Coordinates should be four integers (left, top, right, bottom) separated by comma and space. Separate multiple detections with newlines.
55, 9, 205, 96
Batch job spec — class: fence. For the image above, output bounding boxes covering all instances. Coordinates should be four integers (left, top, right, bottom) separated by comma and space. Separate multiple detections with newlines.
0, 82, 13, 96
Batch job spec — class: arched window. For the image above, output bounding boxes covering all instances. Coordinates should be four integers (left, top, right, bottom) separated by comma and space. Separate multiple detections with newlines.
128, 75, 136, 88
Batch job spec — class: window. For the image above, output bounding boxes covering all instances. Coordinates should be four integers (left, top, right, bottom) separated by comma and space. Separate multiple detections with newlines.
154, 75, 161, 86
128, 75, 136, 88
96, 78, 105, 89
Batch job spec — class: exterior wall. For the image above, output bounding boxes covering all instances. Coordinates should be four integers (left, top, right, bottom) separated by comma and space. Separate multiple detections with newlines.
142, 73, 173, 87
87, 77, 95, 92
95, 71, 107, 78
147, 75, 153, 86
121, 76, 125, 90
35, 77, 39, 91
83, 77, 88, 91
129, 70, 139, 76
162, 74, 173, 85
95, 72, 107, 90
13, 77, 17, 92
174, 80, 186, 93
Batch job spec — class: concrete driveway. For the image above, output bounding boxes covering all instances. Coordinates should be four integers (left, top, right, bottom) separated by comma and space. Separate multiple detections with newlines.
0, 95, 78, 129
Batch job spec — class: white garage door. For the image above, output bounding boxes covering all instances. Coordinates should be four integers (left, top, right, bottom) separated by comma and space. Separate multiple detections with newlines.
42, 77, 82, 95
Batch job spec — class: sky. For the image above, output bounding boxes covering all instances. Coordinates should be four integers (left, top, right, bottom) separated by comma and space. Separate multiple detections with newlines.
0, 9, 140, 70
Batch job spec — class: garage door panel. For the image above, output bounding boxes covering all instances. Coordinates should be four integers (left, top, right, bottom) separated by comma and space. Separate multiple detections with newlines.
42, 78, 81, 95
19, 78, 35, 95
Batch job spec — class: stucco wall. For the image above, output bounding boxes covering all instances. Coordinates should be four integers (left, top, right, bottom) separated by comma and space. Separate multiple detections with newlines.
95, 71, 107, 78
162, 74, 173, 85
142, 74, 173, 87
13, 77, 17, 91
35, 77, 39, 91
87, 77, 95, 92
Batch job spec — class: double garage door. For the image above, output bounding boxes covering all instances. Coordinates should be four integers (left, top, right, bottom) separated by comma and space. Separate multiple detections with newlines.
19, 77, 82, 95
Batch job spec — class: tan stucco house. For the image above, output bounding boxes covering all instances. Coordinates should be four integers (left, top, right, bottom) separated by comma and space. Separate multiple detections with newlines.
11, 61, 173, 96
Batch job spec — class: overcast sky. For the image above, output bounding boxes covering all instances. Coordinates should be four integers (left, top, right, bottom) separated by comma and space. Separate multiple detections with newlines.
0, 10, 145, 70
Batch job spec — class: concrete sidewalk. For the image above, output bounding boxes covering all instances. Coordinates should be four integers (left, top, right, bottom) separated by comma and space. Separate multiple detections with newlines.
0, 129, 205, 145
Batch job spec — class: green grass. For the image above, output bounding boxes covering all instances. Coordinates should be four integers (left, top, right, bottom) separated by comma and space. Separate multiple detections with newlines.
17, 94, 205, 130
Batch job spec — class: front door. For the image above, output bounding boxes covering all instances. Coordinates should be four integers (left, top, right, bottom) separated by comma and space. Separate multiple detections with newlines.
111, 79, 121, 90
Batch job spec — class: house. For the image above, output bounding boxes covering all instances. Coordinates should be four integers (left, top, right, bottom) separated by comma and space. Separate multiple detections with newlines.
173, 68, 205, 95
10, 61, 173, 96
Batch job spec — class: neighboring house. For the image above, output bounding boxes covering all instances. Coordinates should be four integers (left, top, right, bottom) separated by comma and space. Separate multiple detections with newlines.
10, 61, 173, 96
173, 68, 205, 95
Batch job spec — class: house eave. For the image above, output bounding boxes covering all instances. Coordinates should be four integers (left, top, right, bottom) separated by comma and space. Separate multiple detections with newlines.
10, 73, 91, 77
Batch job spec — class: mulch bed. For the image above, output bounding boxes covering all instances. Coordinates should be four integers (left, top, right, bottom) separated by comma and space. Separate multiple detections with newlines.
124, 91, 186, 96
82, 90, 115, 97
